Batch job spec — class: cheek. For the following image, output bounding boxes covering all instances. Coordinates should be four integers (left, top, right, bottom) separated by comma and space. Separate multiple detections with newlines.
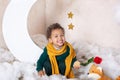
52, 38, 57, 42
62, 37, 65, 41
48, 38, 53, 43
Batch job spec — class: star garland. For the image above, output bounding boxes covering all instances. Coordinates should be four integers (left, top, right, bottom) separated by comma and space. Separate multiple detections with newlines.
68, 12, 73, 19
68, 23, 74, 30
67, 11, 75, 30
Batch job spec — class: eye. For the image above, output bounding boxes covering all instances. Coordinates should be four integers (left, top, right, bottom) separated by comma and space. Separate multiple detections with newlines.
55, 35, 58, 38
61, 34, 64, 37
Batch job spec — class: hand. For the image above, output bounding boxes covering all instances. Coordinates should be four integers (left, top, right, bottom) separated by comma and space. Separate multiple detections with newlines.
38, 70, 45, 77
73, 60, 80, 69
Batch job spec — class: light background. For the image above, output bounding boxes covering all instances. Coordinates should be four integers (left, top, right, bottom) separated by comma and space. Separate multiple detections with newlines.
1, 0, 120, 49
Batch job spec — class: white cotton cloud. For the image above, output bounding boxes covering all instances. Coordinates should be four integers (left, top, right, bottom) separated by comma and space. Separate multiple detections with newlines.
0, 48, 15, 63
74, 41, 120, 80
1, 39, 120, 80
0, 62, 16, 80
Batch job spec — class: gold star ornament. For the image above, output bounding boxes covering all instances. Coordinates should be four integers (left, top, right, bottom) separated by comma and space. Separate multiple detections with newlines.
68, 23, 74, 30
68, 12, 74, 19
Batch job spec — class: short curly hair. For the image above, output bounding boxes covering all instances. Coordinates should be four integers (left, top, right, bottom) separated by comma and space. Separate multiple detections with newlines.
46, 23, 65, 39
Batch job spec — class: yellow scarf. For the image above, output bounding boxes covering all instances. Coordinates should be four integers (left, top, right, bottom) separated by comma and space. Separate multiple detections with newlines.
46, 42, 76, 78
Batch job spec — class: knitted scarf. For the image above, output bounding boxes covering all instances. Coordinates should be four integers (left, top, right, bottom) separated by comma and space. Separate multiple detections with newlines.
46, 41, 76, 78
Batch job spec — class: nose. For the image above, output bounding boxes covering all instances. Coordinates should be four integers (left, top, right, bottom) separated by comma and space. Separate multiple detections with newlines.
58, 36, 62, 40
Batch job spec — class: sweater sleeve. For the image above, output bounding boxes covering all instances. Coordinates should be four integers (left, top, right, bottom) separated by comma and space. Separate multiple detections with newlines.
36, 47, 48, 72
71, 57, 77, 67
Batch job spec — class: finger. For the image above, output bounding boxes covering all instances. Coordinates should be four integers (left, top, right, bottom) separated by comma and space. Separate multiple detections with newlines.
43, 71, 45, 75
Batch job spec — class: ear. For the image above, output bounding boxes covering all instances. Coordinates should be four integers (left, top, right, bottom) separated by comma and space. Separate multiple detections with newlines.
97, 67, 103, 76
97, 67, 102, 72
48, 38, 52, 43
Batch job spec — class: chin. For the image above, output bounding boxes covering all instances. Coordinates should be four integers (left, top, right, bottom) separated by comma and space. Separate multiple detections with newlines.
59, 44, 64, 47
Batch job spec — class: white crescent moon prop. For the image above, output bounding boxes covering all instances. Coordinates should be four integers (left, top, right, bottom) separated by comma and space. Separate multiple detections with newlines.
2, 0, 43, 63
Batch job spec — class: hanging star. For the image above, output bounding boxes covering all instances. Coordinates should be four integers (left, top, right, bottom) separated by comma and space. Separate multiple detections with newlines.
68, 12, 74, 19
68, 23, 74, 30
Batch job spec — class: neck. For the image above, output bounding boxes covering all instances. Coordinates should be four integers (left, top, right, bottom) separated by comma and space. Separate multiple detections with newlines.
53, 45, 63, 50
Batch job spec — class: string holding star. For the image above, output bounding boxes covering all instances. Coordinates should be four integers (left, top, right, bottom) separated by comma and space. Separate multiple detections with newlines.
68, 23, 74, 30
68, 12, 74, 19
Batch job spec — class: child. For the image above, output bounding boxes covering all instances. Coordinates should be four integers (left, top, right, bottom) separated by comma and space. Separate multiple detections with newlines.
36, 23, 80, 78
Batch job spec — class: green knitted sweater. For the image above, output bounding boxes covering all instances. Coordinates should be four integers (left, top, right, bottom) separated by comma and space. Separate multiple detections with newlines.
36, 46, 77, 72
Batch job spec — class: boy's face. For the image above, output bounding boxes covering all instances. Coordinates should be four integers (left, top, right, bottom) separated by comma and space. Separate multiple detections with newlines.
49, 29, 65, 48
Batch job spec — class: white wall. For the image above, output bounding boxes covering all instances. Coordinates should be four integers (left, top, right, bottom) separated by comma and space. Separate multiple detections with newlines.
46, 0, 120, 49
0, 0, 9, 48
28, 0, 46, 35
1, 0, 120, 49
